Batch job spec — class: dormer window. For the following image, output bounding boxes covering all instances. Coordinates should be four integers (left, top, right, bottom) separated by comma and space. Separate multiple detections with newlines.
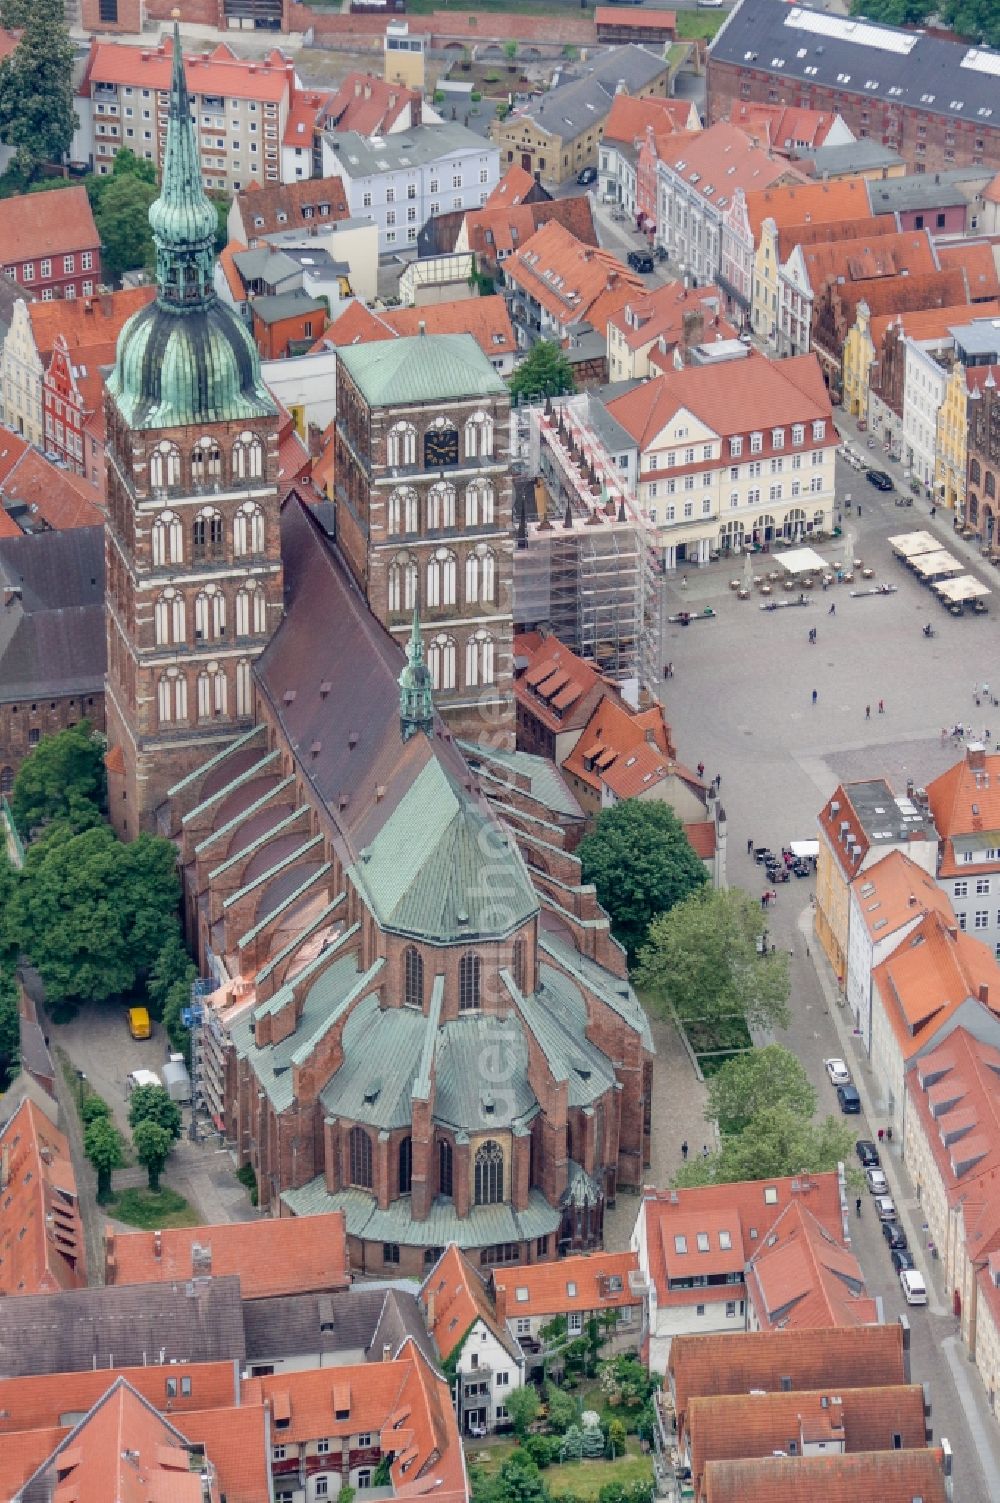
730, 436, 743, 458
750, 432, 763, 454
792, 423, 804, 445
812, 420, 826, 441
771, 428, 784, 449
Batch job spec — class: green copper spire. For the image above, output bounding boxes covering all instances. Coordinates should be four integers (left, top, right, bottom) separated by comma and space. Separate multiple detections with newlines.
149, 24, 219, 308
399, 610, 434, 742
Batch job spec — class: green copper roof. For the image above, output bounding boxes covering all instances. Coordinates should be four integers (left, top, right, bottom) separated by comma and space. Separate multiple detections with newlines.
337, 332, 506, 408
280, 1181, 561, 1249
107, 22, 275, 431
348, 757, 538, 944
399, 610, 434, 742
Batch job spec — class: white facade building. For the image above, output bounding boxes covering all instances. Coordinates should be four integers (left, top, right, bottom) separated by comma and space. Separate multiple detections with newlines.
903, 337, 951, 489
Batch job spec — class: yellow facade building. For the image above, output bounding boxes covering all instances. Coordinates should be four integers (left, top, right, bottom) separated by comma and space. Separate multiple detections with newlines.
935, 363, 970, 513
841, 300, 878, 421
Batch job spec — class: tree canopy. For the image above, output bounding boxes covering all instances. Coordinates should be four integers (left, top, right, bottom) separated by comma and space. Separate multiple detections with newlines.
84, 1115, 125, 1202
509, 340, 576, 402
579, 800, 708, 962
128, 1083, 182, 1142
851, 0, 1000, 46
674, 1103, 855, 1188
706, 1044, 816, 1136
133, 1118, 173, 1193
637, 886, 789, 1035
0, 964, 18, 1090
10, 721, 107, 836
93, 168, 158, 283
0, 0, 76, 178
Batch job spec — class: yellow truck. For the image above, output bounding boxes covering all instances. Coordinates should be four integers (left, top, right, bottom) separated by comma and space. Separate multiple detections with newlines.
127, 1006, 152, 1040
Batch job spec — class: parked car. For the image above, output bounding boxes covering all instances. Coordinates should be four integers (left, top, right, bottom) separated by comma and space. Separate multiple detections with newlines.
892, 1247, 916, 1274
875, 1194, 897, 1221
866, 468, 894, 491
899, 1268, 928, 1305
825, 1057, 851, 1086
127, 1006, 152, 1040
837, 1084, 862, 1114
882, 1222, 908, 1251
627, 249, 654, 274
577, 166, 598, 186
866, 1166, 888, 1194
856, 1139, 881, 1168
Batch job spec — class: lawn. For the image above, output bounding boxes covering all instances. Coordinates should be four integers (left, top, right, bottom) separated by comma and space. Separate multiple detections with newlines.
468, 1436, 653, 1501
676, 10, 727, 39
106, 1186, 201, 1229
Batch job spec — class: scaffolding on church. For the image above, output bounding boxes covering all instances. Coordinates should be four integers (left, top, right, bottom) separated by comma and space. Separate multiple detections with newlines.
512, 399, 661, 694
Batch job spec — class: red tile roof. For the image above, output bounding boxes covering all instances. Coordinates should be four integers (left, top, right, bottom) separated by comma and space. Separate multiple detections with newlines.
602, 92, 694, 147
504, 218, 645, 335
702, 1447, 949, 1503
608, 352, 832, 455
744, 1202, 877, 1330
323, 72, 417, 137
684, 820, 717, 860
0, 449, 104, 529
906, 1026, 1000, 1207
514, 630, 606, 733
282, 88, 332, 148
850, 849, 953, 942
81, 34, 292, 103
324, 295, 515, 360
800, 227, 939, 299
659, 123, 802, 214
174, 1405, 270, 1503
667, 1325, 907, 1431
0, 1426, 68, 1500
595, 6, 676, 28
218, 240, 248, 302
493, 1250, 640, 1320
868, 298, 1000, 356
938, 240, 1000, 300
0, 1099, 85, 1296
688, 1384, 927, 1493
26, 286, 155, 361
641, 1174, 843, 1310
463, 196, 598, 266
927, 745, 1000, 843
745, 176, 872, 244
104, 1211, 349, 1299
562, 697, 683, 799
730, 102, 845, 155
485, 165, 537, 206
0, 1361, 240, 1436
0, 185, 98, 264
872, 909, 1000, 1059
235, 176, 350, 239
419, 1244, 514, 1362
607, 280, 734, 355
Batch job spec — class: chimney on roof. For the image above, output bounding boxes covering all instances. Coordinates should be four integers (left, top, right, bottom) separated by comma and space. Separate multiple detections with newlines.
418, 319, 426, 335
948, 923, 959, 941
425, 1289, 436, 1328
364, 83, 372, 100
494, 1281, 508, 1322
980, 983, 990, 1005
968, 743, 987, 771
354, 79, 362, 97
83, 298, 94, 314
388, 92, 397, 109
908, 894, 917, 907
153, 1229, 162, 1260
382, 1343, 393, 1361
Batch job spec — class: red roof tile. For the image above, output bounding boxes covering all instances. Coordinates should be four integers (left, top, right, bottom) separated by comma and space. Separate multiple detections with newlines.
872, 909, 1000, 1058
485, 165, 537, 206
0, 185, 98, 265
503, 218, 645, 335
0, 1099, 85, 1296
325, 295, 515, 359
608, 280, 733, 355
419, 1244, 514, 1362
175, 1405, 270, 1503
595, 6, 676, 28
744, 1202, 877, 1330
602, 92, 693, 147
463, 196, 598, 265
703, 1447, 948, 1503
104, 1211, 349, 1299
82, 33, 291, 103
322, 72, 417, 137
850, 850, 953, 942
493, 1250, 640, 1320
730, 102, 845, 155
26, 286, 155, 361
0, 1361, 240, 1436
0, 450, 104, 528
906, 1026, 1000, 1211
235, 176, 350, 239
659, 123, 803, 215
744, 177, 872, 245
938, 240, 1000, 300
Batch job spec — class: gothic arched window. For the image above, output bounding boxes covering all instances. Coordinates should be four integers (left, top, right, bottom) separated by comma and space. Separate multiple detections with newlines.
465, 411, 494, 459
427, 633, 456, 692
154, 588, 185, 646
427, 480, 456, 531
465, 631, 496, 688
152, 510, 183, 567
426, 548, 457, 609
192, 507, 224, 563
465, 546, 496, 605
235, 583, 267, 637
349, 1125, 373, 1189
439, 1138, 453, 1198
474, 1139, 504, 1206
236, 659, 253, 718
971, 458, 982, 486
196, 664, 227, 720
465, 479, 495, 528
149, 440, 181, 491
195, 585, 225, 642
387, 421, 417, 468
398, 1135, 412, 1196
191, 437, 222, 485
404, 945, 424, 1009
387, 487, 419, 537
233, 502, 265, 558
387, 552, 418, 614
459, 952, 481, 1013
157, 670, 187, 725
232, 430, 264, 482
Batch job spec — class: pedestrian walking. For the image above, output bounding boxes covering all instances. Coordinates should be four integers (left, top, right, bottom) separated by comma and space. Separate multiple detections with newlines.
701, 1144, 709, 1159
878, 698, 885, 714
855, 1196, 862, 1217
761, 892, 768, 909
877, 1128, 885, 1144
828, 603, 836, 615
681, 1140, 689, 1161
747, 837, 754, 855
697, 761, 705, 779
886, 1126, 893, 1144
865, 704, 871, 719
812, 689, 818, 706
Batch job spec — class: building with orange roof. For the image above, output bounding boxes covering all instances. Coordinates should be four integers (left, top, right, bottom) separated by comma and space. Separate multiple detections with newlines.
76, 34, 300, 194
729, 102, 853, 159
490, 1250, 644, 1364
936, 352, 1000, 516
595, 7, 676, 46
605, 350, 835, 569
655, 123, 803, 304
683, 1382, 928, 1499
0, 1098, 85, 1296
869, 909, 1000, 1138
322, 71, 420, 140
815, 778, 937, 988
229, 175, 350, 247
419, 1244, 524, 1435
666, 1323, 910, 1436
1, 285, 154, 450
0, 1360, 241, 1438
324, 294, 517, 375
0, 185, 100, 305
0, 447, 104, 531
744, 1201, 877, 1331
104, 1210, 349, 1298
455, 195, 599, 285
898, 304, 1000, 488
631, 1172, 846, 1372
599, 94, 698, 231
700, 1447, 951, 1503
484, 164, 550, 210
607, 280, 735, 382
841, 297, 998, 428
926, 743, 1000, 957
502, 218, 645, 373
846, 850, 955, 1050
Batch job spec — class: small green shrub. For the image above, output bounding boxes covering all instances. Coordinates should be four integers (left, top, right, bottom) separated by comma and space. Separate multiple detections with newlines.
237, 1161, 259, 1206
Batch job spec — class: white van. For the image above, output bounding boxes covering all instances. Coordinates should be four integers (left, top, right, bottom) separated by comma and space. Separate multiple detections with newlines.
899, 1269, 927, 1305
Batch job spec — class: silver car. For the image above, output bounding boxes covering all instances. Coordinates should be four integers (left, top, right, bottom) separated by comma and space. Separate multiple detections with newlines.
866, 1167, 888, 1194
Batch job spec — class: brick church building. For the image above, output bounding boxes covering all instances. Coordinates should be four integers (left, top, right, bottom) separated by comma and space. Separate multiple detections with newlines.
103, 29, 654, 1278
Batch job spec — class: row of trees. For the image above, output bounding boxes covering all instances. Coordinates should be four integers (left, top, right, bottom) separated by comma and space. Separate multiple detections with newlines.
83, 1082, 183, 1201
852, 0, 1000, 47
1, 724, 194, 1053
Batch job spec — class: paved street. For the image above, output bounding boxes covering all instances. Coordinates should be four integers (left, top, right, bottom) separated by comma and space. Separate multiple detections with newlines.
652, 456, 1000, 1502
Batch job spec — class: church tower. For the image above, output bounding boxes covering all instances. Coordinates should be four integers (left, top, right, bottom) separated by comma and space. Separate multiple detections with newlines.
103, 25, 282, 837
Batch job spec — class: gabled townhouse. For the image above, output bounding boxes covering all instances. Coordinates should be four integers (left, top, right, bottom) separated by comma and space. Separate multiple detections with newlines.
322, 71, 421, 138
870, 908, 1000, 1132
604, 350, 836, 569
419, 1245, 524, 1436
936, 358, 1000, 516
42, 334, 114, 478
927, 744, 1000, 960
815, 778, 937, 989
491, 1250, 645, 1371
631, 1172, 846, 1373
0, 187, 101, 305
455, 196, 597, 287
902, 311, 1000, 490
654, 124, 802, 297
846, 850, 954, 1051
606, 280, 735, 383
743, 1201, 877, 1332
322, 294, 517, 375
728, 102, 853, 160
502, 219, 645, 378
599, 93, 698, 230
842, 299, 992, 432
0, 1098, 86, 1295
229, 177, 351, 244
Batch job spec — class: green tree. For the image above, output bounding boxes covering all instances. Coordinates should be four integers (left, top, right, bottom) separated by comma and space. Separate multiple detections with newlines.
706, 1044, 816, 1136
509, 340, 575, 403
544, 1383, 578, 1433
0, 964, 18, 1089
94, 171, 158, 282
84, 1115, 125, 1203
940, 0, 1000, 46
475, 1453, 550, 1503
579, 801, 708, 962
849, 0, 933, 23
0, 0, 76, 178
147, 932, 196, 1017
674, 1104, 856, 1187
637, 886, 790, 1036
133, 1118, 173, 1193
507, 1383, 540, 1440
582, 1421, 605, 1457
559, 1424, 584, 1462
128, 1083, 182, 1141
80, 1094, 112, 1127
503, 39, 518, 63
10, 722, 106, 835
607, 1417, 627, 1459
599, 1355, 657, 1411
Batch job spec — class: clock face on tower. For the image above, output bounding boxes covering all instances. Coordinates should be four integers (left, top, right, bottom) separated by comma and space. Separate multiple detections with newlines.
424, 425, 459, 468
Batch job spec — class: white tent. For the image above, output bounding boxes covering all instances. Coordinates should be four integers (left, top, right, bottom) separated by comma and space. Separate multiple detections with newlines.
776, 546, 827, 574
889, 530, 938, 559
933, 574, 992, 603
910, 550, 964, 580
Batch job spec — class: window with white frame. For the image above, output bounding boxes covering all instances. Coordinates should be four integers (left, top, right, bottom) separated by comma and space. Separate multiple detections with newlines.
427, 480, 457, 530
387, 486, 418, 536
953, 880, 968, 898
235, 583, 267, 637
465, 629, 496, 687
152, 509, 183, 566
157, 670, 188, 724
232, 430, 264, 481
194, 585, 226, 641
154, 588, 185, 646
465, 410, 494, 458
236, 659, 252, 718
792, 423, 804, 445
149, 439, 181, 491
977, 878, 991, 894
426, 548, 457, 607
387, 552, 418, 613
812, 420, 826, 440
465, 545, 496, 604
427, 633, 456, 690
465, 478, 495, 527
750, 432, 762, 453
387, 421, 417, 468
197, 665, 227, 720
772, 428, 784, 449
975, 910, 989, 929
233, 502, 264, 557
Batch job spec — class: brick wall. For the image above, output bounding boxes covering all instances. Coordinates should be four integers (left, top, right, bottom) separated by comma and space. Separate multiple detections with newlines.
80, 0, 143, 34
0, 692, 106, 796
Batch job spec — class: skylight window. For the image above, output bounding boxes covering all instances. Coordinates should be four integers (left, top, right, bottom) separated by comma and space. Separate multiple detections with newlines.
696, 1233, 710, 1252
